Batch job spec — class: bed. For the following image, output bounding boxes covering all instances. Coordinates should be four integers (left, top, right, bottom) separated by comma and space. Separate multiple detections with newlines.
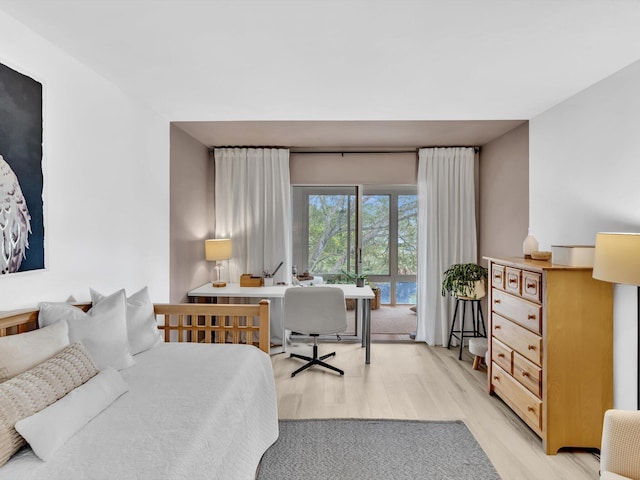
0, 296, 278, 480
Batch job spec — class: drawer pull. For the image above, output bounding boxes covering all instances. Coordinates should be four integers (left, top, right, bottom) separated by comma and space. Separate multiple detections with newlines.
522, 371, 530, 377
527, 406, 535, 413
493, 376, 500, 381
497, 353, 505, 358
526, 283, 536, 289
527, 345, 536, 351
494, 299, 501, 304
494, 274, 501, 279
494, 325, 501, 329
509, 278, 517, 284
527, 314, 536, 320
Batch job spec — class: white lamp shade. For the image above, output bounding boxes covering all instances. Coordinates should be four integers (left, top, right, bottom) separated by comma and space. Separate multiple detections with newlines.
593, 232, 640, 286
205, 239, 232, 261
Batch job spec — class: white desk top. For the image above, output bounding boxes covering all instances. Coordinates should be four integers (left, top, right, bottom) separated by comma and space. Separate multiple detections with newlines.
188, 283, 374, 299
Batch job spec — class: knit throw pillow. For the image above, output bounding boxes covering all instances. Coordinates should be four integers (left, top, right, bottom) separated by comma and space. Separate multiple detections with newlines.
0, 343, 98, 466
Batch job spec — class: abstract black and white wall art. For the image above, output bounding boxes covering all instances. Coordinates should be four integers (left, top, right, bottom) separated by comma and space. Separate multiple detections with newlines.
0, 62, 44, 274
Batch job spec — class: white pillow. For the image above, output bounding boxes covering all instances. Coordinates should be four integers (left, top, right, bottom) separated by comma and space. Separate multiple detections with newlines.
15, 367, 129, 461
90, 287, 162, 355
38, 290, 134, 370
0, 321, 69, 383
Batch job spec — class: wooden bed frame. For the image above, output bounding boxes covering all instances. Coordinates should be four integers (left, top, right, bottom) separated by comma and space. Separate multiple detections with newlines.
0, 301, 271, 354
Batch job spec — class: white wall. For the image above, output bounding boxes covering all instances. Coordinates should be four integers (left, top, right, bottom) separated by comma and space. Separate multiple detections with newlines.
530, 59, 640, 409
169, 125, 211, 303
0, 11, 170, 309
290, 152, 417, 185
479, 122, 529, 263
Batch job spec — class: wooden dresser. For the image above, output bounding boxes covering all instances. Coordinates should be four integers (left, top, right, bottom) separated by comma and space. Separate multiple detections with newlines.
484, 256, 613, 454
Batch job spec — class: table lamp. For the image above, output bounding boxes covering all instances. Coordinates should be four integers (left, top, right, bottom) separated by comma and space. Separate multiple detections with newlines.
593, 232, 640, 409
205, 239, 232, 288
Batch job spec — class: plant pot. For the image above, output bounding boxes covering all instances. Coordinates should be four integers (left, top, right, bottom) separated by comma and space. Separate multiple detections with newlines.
356, 278, 365, 287
455, 279, 486, 300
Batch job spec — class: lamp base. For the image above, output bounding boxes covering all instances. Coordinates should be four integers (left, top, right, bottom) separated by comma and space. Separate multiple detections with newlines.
212, 280, 227, 288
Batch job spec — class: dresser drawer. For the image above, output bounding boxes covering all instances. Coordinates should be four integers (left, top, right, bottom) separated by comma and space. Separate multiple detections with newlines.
491, 337, 513, 374
505, 267, 521, 295
492, 289, 542, 334
513, 352, 542, 398
522, 271, 542, 303
492, 362, 542, 433
492, 313, 542, 366
492, 264, 505, 290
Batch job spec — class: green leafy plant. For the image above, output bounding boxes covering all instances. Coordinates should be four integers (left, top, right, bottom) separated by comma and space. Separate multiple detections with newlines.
441, 263, 488, 299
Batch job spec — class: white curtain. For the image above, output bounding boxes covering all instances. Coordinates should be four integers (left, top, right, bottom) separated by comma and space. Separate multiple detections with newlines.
213, 147, 292, 286
416, 147, 477, 346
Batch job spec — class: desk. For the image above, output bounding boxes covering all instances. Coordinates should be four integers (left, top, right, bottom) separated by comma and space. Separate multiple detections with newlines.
188, 283, 375, 364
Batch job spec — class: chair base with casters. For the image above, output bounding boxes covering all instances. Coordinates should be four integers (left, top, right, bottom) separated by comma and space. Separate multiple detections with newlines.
284, 286, 348, 378
289, 334, 344, 377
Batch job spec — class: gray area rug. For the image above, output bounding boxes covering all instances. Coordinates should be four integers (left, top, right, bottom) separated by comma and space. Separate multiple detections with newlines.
257, 419, 500, 480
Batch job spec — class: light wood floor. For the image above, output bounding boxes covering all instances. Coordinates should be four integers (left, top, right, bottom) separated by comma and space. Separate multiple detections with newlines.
272, 341, 600, 480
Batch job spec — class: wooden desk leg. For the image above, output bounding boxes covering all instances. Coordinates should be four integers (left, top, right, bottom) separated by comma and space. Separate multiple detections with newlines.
364, 298, 371, 364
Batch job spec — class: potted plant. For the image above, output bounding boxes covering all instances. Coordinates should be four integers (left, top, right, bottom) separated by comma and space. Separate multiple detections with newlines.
441, 263, 488, 300
356, 274, 366, 287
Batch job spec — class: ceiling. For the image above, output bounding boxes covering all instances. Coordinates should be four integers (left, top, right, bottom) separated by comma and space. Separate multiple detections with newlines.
1, 1, 640, 147
175, 120, 526, 149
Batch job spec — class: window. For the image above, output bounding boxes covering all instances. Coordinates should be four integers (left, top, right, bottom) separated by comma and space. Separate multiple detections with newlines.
292, 186, 417, 305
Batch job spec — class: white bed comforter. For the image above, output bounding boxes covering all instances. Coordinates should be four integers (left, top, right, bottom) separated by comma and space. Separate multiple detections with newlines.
0, 343, 279, 480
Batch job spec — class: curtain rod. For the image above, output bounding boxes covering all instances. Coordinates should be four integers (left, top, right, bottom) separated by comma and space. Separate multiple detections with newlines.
292, 150, 416, 155
292, 147, 480, 154
209, 145, 289, 152
210, 147, 480, 154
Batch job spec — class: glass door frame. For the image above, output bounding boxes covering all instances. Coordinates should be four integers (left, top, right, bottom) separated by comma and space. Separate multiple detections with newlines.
362, 185, 417, 306
291, 185, 360, 278
291, 184, 416, 306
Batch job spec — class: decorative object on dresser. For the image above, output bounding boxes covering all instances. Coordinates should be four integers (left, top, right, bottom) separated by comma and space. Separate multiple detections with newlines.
522, 228, 539, 259
551, 245, 595, 267
442, 263, 488, 361
592, 232, 640, 410
530, 251, 552, 261
205, 238, 232, 287
485, 256, 613, 454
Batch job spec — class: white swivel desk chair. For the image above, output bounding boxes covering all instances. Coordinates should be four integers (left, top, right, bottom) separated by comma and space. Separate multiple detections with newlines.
283, 286, 348, 377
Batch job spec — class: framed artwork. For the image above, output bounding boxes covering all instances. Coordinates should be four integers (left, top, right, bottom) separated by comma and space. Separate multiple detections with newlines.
0, 61, 44, 274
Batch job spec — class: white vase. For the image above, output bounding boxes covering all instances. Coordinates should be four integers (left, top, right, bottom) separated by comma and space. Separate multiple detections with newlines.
523, 228, 539, 259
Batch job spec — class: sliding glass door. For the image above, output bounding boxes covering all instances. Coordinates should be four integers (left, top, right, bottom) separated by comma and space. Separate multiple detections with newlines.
292, 185, 417, 305
293, 186, 358, 276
